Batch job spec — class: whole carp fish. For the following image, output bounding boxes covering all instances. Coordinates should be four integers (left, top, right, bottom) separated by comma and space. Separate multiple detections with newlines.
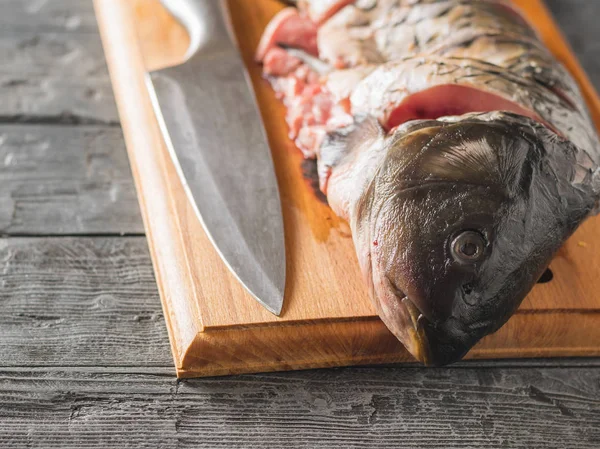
257, 0, 600, 365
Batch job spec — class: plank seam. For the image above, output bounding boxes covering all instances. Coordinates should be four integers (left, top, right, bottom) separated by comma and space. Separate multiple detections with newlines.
0, 233, 146, 238
0, 114, 120, 127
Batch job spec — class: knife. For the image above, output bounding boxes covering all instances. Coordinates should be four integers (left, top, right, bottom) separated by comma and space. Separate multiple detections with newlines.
145, 0, 286, 315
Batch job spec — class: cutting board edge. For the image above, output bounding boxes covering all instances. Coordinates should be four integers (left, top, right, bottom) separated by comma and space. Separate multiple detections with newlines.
177, 310, 600, 377
93, 0, 204, 372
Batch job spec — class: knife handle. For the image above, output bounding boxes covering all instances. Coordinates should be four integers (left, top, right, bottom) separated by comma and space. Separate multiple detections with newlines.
160, 0, 235, 60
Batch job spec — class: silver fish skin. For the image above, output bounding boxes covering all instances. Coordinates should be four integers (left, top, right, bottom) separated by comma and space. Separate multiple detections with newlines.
262, 0, 600, 364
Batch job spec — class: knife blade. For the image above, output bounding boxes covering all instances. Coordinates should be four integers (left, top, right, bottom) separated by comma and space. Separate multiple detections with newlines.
145, 0, 286, 315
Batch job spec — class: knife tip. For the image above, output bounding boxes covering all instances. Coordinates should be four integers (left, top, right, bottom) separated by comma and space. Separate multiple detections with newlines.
257, 291, 284, 316
242, 255, 286, 317
245, 278, 285, 317
266, 304, 283, 317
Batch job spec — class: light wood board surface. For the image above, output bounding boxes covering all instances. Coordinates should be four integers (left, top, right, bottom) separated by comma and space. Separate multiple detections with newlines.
95, 0, 600, 377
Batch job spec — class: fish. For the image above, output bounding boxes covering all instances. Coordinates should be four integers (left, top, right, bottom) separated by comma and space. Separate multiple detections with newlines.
257, 0, 600, 365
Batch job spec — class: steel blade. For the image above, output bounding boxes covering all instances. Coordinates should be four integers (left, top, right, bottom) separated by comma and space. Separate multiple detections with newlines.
146, 1, 286, 315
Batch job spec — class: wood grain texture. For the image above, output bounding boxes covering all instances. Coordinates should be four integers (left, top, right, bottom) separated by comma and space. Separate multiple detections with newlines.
0, 365, 598, 448
95, 0, 600, 377
0, 0, 98, 33
0, 233, 597, 446
0, 0, 115, 124
0, 237, 172, 367
0, 31, 118, 124
0, 126, 142, 235
0, 0, 142, 235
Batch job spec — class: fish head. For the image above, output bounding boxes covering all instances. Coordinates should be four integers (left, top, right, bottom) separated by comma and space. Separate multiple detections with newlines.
353, 112, 595, 366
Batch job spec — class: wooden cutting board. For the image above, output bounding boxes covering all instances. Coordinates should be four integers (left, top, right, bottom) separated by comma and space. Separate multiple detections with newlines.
95, 0, 600, 377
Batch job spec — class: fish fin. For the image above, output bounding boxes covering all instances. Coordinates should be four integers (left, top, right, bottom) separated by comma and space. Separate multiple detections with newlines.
318, 115, 384, 193
321, 115, 383, 156
319, 115, 383, 168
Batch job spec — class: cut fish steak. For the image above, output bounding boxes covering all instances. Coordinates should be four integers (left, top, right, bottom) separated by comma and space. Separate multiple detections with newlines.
257, 0, 600, 365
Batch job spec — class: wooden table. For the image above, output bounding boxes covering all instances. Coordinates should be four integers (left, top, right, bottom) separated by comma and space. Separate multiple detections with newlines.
0, 0, 598, 447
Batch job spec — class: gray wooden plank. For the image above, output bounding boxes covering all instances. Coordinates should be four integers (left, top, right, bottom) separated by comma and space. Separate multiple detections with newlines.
0, 235, 598, 448
1, 236, 597, 371
0, 0, 97, 33
0, 237, 171, 367
0, 125, 143, 235
0, 365, 597, 448
0, 31, 118, 123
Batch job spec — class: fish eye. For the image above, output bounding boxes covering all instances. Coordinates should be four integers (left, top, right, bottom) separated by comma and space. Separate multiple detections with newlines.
451, 230, 487, 264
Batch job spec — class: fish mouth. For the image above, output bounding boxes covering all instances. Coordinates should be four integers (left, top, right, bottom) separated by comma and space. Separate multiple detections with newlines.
397, 293, 472, 366
384, 277, 433, 363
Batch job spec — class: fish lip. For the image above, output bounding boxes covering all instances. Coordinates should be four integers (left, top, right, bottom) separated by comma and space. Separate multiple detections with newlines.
384, 277, 445, 365
386, 276, 425, 328
400, 295, 434, 365
387, 277, 426, 331
401, 296, 423, 331
388, 281, 472, 366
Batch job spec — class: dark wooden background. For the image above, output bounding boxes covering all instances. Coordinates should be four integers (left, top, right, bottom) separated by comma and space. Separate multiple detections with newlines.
0, 0, 598, 447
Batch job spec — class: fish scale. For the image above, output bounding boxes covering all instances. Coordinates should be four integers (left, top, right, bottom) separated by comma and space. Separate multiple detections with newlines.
317, 0, 536, 66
